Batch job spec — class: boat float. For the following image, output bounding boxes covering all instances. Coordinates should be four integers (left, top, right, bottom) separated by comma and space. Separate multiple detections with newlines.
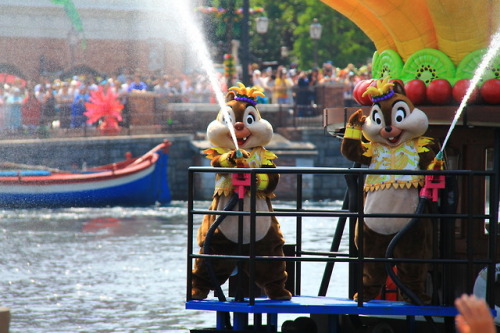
0, 139, 172, 208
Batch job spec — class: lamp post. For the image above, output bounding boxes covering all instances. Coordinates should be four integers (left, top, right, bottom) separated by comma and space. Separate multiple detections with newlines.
241, 2, 269, 85
241, 0, 250, 85
67, 27, 79, 69
255, 16, 269, 34
281, 46, 289, 65
309, 18, 322, 68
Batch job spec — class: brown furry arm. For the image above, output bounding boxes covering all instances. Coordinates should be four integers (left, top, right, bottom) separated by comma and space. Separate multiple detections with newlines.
341, 109, 371, 165
419, 149, 437, 170
418, 138, 439, 170
258, 164, 279, 194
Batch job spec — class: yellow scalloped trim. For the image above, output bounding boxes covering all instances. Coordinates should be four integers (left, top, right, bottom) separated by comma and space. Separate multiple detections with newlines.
364, 179, 424, 192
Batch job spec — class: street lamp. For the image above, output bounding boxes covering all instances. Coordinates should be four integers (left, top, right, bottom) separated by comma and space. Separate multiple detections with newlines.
255, 16, 269, 34
281, 46, 289, 58
67, 27, 79, 69
309, 18, 322, 68
241, 0, 250, 85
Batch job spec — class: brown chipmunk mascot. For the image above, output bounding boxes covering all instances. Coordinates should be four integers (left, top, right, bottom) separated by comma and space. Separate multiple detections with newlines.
341, 77, 438, 304
191, 82, 292, 301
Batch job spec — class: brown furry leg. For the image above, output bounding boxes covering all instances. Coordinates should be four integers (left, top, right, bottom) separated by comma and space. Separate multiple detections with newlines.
394, 218, 432, 305
191, 231, 239, 300
354, 221, 393, 301
250, 218, 292, 300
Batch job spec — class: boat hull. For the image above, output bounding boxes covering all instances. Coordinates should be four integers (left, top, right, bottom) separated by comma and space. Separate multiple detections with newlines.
0, 141, 171, 208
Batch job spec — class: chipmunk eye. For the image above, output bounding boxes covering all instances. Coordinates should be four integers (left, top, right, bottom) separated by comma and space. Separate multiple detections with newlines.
245, 113, 255, 125
245, 106, 258, 125
395, 109, 406, 123
372, 110, 382, 125
393, 101, 410, 123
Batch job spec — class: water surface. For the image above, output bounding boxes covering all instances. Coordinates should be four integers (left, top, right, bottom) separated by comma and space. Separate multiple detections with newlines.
0, 201, 347, 332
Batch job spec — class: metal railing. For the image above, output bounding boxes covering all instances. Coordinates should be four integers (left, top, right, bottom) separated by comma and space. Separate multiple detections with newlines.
187, 165, 499, 317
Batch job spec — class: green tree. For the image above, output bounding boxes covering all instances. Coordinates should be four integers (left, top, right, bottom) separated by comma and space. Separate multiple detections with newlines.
201, 0, 375, 71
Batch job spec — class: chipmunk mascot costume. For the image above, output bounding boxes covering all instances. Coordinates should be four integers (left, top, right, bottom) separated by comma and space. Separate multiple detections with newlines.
191, 83, 292, 301
341, 78, 438, 304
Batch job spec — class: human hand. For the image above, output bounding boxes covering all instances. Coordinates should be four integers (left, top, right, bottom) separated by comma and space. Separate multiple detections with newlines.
455, 294, 496, 333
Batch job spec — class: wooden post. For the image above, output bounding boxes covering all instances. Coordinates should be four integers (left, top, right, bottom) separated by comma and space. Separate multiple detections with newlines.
0, 307, 10, 333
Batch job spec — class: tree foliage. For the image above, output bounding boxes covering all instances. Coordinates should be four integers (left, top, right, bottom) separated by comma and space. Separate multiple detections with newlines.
199, 0, 375, 70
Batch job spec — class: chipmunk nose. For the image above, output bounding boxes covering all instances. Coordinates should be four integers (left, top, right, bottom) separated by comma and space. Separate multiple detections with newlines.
385, 126, 392, 133
234, 122, 245, 131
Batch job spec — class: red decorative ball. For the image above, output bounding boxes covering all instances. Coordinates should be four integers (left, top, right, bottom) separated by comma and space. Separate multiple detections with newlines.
426, 79, 452, 105
453, 79, 479, 104
404, 79, 427, 105
353, 79, 373, 105
480, 79, 500, 104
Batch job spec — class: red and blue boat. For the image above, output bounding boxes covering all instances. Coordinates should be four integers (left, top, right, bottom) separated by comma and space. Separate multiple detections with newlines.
0, 140, 172, 208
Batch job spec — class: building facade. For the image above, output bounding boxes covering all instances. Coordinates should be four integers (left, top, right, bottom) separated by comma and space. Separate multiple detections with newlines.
0, 0, 195, 81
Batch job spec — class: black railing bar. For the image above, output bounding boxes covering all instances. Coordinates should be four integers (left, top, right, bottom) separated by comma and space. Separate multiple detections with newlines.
296, 173, 303, 296
188, 166, 494, 177
487, 128, 500, 308
300, 250, 350, 257
465, 172, 475, 293
190, 253, 492, 265
189, 209, 485, 220
187, 168, 195, 301
273, 208, 351, 212
249, 168, 257, 305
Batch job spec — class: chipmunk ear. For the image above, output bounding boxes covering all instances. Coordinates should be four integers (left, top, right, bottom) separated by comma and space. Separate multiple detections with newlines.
226, 91, 236, 103
393, 81, 406, 96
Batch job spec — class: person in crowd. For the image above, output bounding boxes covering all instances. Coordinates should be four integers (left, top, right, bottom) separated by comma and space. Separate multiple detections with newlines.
319, 62, 337, 84
127, 74, 148, 92
179, 73, 193, 102
40, 84, 57, 128
154, 75, 171, 96
71, 85, 89, 128
56, 82, 74, 128
273, 66, 293, 104
295, 71, 313, 116
343, 71, 357, 107
21, 88, 41, 132
5, 87, 23, 131
263, 68, 275, 103
252, 70, 265, 91
35, 83, 47, 104
68, 78, 80, 98
455, 294, 496, 333
168, 78, 183, 103
0, 86, 6, 130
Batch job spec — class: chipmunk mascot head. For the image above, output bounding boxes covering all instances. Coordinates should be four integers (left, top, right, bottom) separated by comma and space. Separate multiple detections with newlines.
191, 82, 292, 301
341, 77, 438, 304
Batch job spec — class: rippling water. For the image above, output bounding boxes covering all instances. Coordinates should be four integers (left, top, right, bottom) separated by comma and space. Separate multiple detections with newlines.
0, 200, 347, 333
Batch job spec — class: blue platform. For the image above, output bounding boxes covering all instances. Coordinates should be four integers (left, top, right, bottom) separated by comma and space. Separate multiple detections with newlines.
186, 296, 459, 317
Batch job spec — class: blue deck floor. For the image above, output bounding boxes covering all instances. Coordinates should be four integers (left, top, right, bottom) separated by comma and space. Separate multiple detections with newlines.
186, 296, 459, 317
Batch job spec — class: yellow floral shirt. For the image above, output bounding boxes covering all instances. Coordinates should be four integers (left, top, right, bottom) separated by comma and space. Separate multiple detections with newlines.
362, 137, 433, 192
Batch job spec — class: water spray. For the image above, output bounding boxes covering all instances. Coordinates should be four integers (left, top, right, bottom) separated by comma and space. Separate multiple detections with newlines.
437, 29, 500, 161
173, 2, 240, 151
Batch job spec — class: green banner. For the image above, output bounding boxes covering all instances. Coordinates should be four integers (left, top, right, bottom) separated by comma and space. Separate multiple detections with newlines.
51, 0, 86, 48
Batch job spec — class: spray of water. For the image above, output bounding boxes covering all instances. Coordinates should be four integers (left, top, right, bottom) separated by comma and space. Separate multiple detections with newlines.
438, 29, 500, 158
171, 1, 239, 150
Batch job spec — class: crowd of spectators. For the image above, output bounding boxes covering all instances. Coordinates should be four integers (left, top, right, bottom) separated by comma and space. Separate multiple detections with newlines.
0, 61, 371, 134
249, 61, 371, 109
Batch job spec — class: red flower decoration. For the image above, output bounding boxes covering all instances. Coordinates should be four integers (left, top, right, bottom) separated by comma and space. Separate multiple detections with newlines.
84, 86, 123, 130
